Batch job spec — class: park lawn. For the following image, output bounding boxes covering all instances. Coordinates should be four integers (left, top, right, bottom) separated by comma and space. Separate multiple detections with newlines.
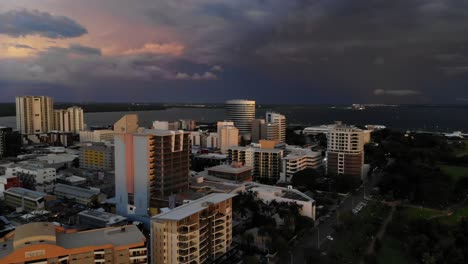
402, 207, 442, 221
440, 164, 468, 181
377, 236, 413, 264
440, 206, 468, 225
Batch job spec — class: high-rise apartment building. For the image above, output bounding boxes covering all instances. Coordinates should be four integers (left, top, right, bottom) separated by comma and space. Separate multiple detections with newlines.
115, 115, 190, 217
0, 127, 21, 158
280, 148, 323, 182
251, 119, 266, 143
0, 222, 147, 263
225, 100, 255, 138
266, 112, 286, 143
326, 125, 366, 178
16, 96, 54, 134
217, 121, 239, 153
54, 106, 84, 133
151, 193, 236, 264
79, 129, 115, 143
228, 146, 283, 181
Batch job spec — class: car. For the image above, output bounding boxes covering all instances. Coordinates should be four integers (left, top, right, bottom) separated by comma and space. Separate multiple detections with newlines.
326, 235, 334, 241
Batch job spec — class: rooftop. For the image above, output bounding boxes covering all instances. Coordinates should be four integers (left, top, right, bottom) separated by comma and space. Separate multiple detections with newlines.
78, 210, 127, 224
137, 128, 190, 136
245, 183, 314, 202
0, 223, 145, 259
36, 153, 78, 164
152, 193, 237, 221
195, 153, 228, 160
4, 187, 46, 200
54, 183, 100, 198
208, 164, 252, 174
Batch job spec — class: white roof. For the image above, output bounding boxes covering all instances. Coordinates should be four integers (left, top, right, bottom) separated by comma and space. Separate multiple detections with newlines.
152, 193, 236, 221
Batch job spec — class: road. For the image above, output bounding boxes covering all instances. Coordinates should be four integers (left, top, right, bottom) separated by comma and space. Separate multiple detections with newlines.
291, 171, 382, 263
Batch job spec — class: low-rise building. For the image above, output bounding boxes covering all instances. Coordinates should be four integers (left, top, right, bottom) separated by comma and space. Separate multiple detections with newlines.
191, 153, 228, 172
78, 209, 128, 228
79, 143, 115, 171
6, 164, 56, 193
4, 187, 46, 211
151, 193, 236, 264
207, 163, 252, 182
54, 183, 106, 205
35, 153, 79, 169
0, 175, 21, 198
244, 183, 316, 220
56, 175, 87, 186
0, 222, 147, 263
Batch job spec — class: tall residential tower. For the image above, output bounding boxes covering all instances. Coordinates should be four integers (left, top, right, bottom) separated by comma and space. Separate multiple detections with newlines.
16, 96, 54, 134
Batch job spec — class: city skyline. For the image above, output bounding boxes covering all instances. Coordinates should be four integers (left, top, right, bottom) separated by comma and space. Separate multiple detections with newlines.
1, 1, 468, 104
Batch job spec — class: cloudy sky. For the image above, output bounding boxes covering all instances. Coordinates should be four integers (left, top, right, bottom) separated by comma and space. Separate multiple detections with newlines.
1, 0, 468, 103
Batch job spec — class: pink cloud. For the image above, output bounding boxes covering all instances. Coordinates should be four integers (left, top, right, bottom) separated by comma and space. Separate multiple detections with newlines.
122, 43, 184, 56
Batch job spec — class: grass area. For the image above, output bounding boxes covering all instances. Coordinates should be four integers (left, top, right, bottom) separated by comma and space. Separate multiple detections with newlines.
401, 207, 442, 221
377, 236, 413, 264
440, 164, 468, 181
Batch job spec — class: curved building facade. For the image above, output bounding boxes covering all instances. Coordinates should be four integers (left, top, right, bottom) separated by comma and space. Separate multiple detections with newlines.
225, 100, 256, 137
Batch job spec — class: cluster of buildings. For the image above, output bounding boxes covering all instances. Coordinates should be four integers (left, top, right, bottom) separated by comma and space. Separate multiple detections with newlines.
0, 96, 375, 263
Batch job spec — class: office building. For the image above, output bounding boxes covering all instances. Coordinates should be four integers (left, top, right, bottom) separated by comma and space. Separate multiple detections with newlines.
280, 148, 323, 182
79, 129, 115, 143
79, 143, 115, 171
207, 163, 252, 182
266, 112, 286, 143
326, 125, 366, 178
251, 119, 266, 143
228, 146, 283, 181
16, 96, 54, 134
0, 222, 147, 263
114, 115, 190, 217
3, 187, 46, 211
151, 193, 236, 264
54, 106, 84, 133
54, 183, 106, 205
0, 127, 22, 158
225, 99, 256, 138
6, 164, 56, 193
217, 122, 239, 153
78, 209, 128, 228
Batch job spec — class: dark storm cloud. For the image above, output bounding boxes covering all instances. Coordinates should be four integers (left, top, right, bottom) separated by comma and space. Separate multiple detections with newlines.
69, 44, 102, 56
0, 9, 87, 38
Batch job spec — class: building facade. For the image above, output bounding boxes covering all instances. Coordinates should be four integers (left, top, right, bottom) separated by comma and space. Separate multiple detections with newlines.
54, 183, 106, 205
16, 96, 54, 134
54, 106, 84, 133
225, 100, 256, 138
0, 222, 147, 264
0, 127, 22, 158
228, 147, 283, 181
79, 129, 115, 143
280, 149, 323, 182
3, 187, 46, 211
114, 115, 190, 217
6, 164, 56, 193
151, 193, 236, 264
266, 112, 286, 143
79, 144, 115, 171
251, 119, 266, 143
217, 122, 239, 154
326, 125, 366, 178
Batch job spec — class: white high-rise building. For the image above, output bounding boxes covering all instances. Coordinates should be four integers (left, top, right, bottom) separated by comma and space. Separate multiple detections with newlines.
16, 96, 54, 134
266, 112, 286, 143
218, 123, 239, 154
225, 100, 255, 138
54, 106, 84, 133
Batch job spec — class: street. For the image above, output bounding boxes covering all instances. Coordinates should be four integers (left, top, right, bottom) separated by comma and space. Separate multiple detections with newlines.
291, 171, 382, 263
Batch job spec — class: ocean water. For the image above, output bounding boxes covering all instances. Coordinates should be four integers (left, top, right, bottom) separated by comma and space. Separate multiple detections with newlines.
1, 105, 467, 132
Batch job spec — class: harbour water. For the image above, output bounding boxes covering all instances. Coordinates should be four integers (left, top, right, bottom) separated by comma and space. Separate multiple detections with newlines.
1, 105, 467, 132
